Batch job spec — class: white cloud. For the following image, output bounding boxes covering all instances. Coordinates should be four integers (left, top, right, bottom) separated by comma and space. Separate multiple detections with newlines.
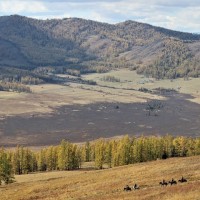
0, 0, 47, 13
98, 1, 200, 32
170, 7, 200, 32
32, 13, 71, 20
0, 0, 200, 32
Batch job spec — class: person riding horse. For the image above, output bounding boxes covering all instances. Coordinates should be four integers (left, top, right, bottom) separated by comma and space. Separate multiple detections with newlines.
124, 185, 131, 191
159, 179, 168, 186
133, 183, 139, 190
178, 176, 187, 183
169, 178, 177, 185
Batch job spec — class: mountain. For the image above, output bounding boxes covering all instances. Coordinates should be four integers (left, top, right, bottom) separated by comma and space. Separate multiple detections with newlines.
0, 15, 200, 79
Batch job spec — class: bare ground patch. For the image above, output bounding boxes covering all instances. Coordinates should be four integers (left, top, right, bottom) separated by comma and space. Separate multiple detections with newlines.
0, 92, 199, 147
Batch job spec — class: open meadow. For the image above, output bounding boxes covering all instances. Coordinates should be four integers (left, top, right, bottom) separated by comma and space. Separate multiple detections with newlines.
0, 69, 200, 146
0, 156, 199, 200
1, 69, 200, 117
82, 69, 200, 104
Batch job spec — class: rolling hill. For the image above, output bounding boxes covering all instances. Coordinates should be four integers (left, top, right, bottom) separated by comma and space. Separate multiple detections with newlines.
0, 15, 200, 79
0, 156, 199, 200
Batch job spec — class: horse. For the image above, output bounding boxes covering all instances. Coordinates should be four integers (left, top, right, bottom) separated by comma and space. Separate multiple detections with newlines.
159, 180, 168, 186
169, 179, 177, 185
133, 184, 139, 190
178, 177, 187, 183
124, 185, 132, 191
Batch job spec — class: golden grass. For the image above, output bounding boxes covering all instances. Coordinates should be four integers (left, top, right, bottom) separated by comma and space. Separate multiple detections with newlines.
0, 69, 199, 117
0, 91, 22, 99
83, 69, 200, 104
0, 156, 199, 200
0, 83, 161, 116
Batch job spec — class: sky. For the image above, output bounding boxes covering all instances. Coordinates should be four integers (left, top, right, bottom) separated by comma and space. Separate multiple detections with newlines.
0, 0, 200, 33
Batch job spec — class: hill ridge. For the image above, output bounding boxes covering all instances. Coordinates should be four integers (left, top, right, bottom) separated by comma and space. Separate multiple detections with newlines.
0, 15, 200, 79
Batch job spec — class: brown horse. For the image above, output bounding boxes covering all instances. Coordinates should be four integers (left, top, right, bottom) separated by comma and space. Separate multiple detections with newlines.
169, 179, 177, 185
159, 180, 168, 186
124, 185, 132, 191
133, 184, 140, 190
178, 176, 187, 183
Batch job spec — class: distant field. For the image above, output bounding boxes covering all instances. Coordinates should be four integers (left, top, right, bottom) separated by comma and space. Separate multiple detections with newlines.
0, 71, 164, 116
82, 69, 200, 104
0, 69, 199, 117
0, 69, 200, 146
0, 156, 199, 200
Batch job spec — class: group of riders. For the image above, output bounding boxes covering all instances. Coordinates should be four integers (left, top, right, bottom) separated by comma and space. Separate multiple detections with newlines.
124, 184, 139, 191
124, 176, 187, 191
159, 176, 187, 186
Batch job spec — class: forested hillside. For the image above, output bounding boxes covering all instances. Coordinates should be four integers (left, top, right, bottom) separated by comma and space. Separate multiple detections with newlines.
0, 15, 200, 80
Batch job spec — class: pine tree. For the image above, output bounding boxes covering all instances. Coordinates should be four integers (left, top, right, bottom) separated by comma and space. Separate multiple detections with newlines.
132, 137, 143, 163
105, 142, 112, 168
186, 138, 196, 156
84, 141, 91, 162
173, 137, 188, 157
94, 139, 105, 169
22, 148, 32, 174
71, 145, 82, 169
194, 138, 200, 155
46, 146, 56, 171
111, 140, 119, 167
162, 135, 174, 158
37, 149, 47, 171
118, 135, 131, 165
0, 148, 14, 184
75, 146, 82, 169
12, 146, 22, 175
57, 140, 74, 170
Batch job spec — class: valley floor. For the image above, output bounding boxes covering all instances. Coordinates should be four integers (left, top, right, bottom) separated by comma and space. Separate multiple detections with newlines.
0, 69, 200, 146
0, 156, 200, 200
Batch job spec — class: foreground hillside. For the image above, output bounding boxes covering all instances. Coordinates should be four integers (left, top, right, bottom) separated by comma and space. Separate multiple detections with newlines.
0, 156, 199, 200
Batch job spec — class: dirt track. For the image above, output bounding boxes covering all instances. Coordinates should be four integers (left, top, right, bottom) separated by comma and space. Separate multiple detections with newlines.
0, 92, 200, 146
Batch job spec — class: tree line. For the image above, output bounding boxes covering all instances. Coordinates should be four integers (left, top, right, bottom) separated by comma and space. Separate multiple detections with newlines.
0, 82, 31, 93
0, 135, 200, 184
101, 75, 121, 82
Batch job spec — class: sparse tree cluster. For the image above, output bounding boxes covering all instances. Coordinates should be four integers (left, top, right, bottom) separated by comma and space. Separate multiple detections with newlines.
20, 76, 44, 85
7, 140, 82, 176
0, 82, 31, 93
101, 75, 120, 82
145, 100, 164, 116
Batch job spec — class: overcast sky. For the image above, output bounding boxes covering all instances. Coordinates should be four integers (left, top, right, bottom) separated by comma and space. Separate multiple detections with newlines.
0, 0, 200, 33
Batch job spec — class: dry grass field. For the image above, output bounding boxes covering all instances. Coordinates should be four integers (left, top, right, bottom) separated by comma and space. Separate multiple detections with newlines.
0, 156, 199, 200
0, 79, 161, 117
0, 69, 200, 146
0, 69, 199, 117
83, 69, 200, 104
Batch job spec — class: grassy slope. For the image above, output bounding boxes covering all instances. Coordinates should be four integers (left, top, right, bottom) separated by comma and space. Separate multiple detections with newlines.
0, 156, 199, 200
